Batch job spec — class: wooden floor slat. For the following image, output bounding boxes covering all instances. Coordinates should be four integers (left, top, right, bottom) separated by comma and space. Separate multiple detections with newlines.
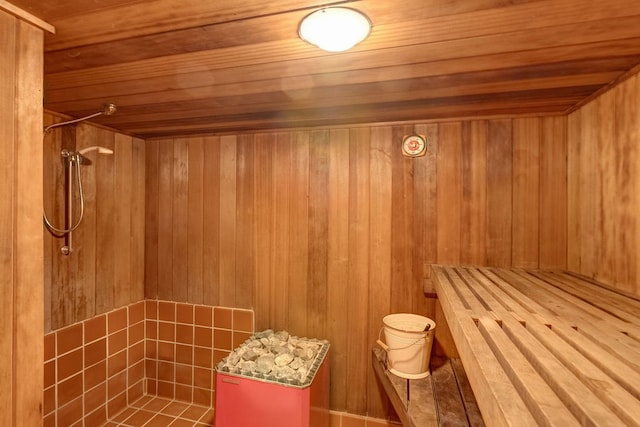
450, 359, 484, 427
431, 357, 470, 427
372, 349, 485, 427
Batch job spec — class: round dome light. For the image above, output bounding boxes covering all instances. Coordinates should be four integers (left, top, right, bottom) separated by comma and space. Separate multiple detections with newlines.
298, 7, 371, 52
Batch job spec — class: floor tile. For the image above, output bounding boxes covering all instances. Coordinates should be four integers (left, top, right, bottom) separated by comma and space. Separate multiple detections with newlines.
103, 395, 214, 427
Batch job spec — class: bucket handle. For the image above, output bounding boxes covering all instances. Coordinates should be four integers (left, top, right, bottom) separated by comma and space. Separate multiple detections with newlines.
376, 327, 428, 353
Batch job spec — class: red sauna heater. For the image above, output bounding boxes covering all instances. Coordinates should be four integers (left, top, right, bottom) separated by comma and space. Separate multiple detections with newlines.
214, 331, 330, 427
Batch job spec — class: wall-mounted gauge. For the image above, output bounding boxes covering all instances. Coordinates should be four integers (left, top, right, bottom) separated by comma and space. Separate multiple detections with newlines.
402, 134, 427, 157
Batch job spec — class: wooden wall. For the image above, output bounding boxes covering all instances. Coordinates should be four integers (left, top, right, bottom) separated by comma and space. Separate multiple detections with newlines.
0, 9, 45, 427
568, 72, 640, 297
43, 113, 146, 332
145, 115, 567, 418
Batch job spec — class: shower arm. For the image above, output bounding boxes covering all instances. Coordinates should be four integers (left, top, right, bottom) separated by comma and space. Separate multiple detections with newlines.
43, 103, 117, 135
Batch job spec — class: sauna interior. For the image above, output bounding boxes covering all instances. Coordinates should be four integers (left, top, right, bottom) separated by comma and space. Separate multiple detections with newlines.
2, 0, 640, 426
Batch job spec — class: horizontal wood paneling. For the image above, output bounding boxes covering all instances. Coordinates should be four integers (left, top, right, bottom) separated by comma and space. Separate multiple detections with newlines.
568, 72, 640, 297
8, 0, 640, 136
44, 113, 146, 332
145, 115, 567, 418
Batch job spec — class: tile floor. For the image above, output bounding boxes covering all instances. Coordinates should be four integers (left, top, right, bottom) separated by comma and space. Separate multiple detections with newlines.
104, 395, 214, 426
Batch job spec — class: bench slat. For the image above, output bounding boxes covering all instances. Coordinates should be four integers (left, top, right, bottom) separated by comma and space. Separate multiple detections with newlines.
533, 270, 640, 327
479, 268, 640, 426
433, 267, 539, 427
461, 268, 628, 426
490, 269, 640, 373
478, 317, 581, 427
500, 268, 640, 341
432, 265, 640, 427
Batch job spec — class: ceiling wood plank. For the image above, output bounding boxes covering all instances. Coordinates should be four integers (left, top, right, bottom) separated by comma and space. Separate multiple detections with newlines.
43, 0, 348, 51
45, 13, 640, 93
10, 0, 640, 136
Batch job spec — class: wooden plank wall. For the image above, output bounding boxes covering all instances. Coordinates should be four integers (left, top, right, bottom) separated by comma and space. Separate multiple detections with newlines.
43, 113, 146, 332
145, 115, 567, 418
0, 10, 45, 427
568, 72, 640, 298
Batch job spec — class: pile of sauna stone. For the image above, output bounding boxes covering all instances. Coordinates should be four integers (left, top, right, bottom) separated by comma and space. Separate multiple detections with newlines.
216, 329, 329, 387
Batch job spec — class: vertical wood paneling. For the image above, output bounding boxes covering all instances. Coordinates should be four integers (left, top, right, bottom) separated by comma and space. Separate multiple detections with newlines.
254, 133, 275, 330
219, 135, 237, 306
613, 75, 638, 289
157, 141, 174, 301
187, 138, 204, 304
436, 123, 463, 265
368, 126, 393, 419
0, 14, 14, 425
346, 127, 370, 415
461, 121, 488, 266
308, 130, 329, 340
145, 140, 159, 299
413, 123, 438, 339
391, 125, 417, 314
413, 124, 439, 324
487, 119, 513, 267
2, 12, 45, 426
539, 116, 567, 269
172, 138, 189, 302
43, 115, 54, 333
14, 18, 44, 426
287, 132, 310, 335
131, 137, 146, 302
114, 133, 133, 308
45, 116, 146, 330
512, 117, 540, 267
235, 135, 255, 309
568, 71, 640, 297
577, 100, 600, 279
48, 127, 72, 327
95, 128, 116, 314
271, 134, 292, 331
202, 136, 221, 306
326, 129, 349, 411
144, 114, 571, 418
597, 91, 618, 286
567, 112, 581, 272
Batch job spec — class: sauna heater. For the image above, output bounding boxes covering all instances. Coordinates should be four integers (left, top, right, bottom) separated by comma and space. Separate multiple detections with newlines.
214, 330, 330, 427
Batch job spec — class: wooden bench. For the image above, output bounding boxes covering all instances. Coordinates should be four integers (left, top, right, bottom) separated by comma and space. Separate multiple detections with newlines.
371, 349, 484, 427
431, 265, 640, 427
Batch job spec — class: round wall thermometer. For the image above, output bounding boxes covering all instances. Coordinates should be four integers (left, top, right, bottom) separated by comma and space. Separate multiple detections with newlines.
402, 134, 427, 157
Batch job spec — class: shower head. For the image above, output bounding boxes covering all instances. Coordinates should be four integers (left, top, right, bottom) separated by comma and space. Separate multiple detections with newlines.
78, 145, 114, 156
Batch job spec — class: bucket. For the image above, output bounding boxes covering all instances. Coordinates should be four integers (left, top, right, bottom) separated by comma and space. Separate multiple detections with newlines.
376, 313, 435, 379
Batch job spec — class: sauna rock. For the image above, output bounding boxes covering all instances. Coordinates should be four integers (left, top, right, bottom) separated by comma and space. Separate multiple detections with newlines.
216, 329, 329, 386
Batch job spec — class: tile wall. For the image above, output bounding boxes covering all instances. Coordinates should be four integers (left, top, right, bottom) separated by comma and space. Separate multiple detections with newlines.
43, 300, 254, 426
144, 300, 254, 407
44, 301, 146, 427
43, 301, 398, 426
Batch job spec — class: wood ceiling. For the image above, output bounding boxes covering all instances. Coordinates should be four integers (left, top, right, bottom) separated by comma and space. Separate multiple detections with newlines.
11, 0, 640, 138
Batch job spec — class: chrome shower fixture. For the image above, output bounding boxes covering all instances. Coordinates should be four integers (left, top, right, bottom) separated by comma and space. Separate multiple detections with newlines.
44, 145, 114, 236
43, 103, 117, 135
79, 145, 115, 155
42, 103, 117, 256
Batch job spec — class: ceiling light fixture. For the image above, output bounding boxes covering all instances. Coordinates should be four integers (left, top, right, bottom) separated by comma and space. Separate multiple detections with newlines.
298, 7, 371, 52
